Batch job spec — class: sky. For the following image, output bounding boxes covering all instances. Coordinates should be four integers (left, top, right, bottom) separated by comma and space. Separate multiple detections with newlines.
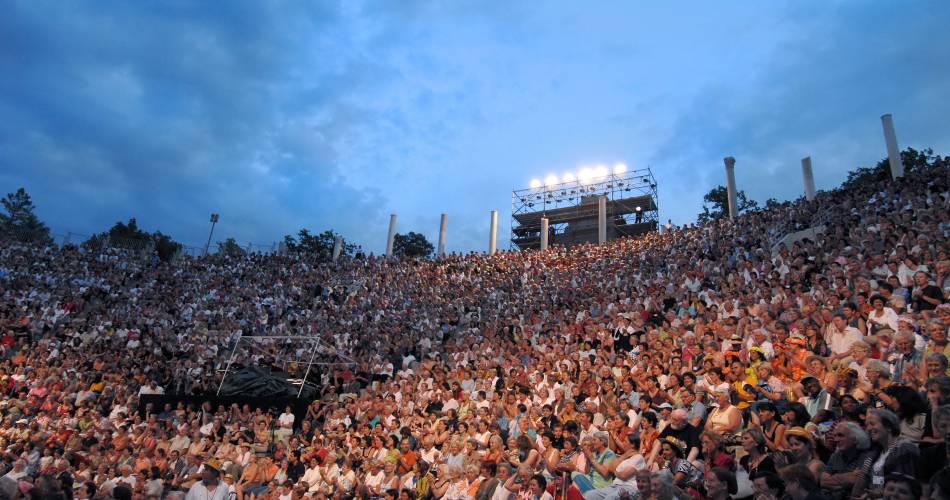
2, 1, 949, 254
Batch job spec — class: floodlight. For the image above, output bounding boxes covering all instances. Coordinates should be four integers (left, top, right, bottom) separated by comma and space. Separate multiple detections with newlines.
594, 165, 609, 179
578, 167, 593, 184
530, 179, 542, 189
613, 163, 627, 175
544, 174, 559, 188
562, 172, 576, 183
636, 206, 642, 212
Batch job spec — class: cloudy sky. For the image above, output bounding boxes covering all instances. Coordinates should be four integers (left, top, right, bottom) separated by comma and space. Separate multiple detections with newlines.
2, 1, 949, 254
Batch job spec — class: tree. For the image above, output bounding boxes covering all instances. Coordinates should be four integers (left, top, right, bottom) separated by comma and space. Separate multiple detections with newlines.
0, 188, 52, 244
843, 147, 949, 190
218, 238, 246, 257
392, 231, 434, 259
764, 198, 783, 210
697, 185, 759, 223
282, 229, 356, 261
83, 218, 182, 262
151, 231, 182, 262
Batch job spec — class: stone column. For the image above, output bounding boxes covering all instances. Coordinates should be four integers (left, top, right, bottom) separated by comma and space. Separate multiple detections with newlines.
437, 213, 447, 258
332, 236, 343, 262
801, 156, 816, 201
598, 195, 607, 243
540, 217, 549, 251
723, 156, 737, 220
881, 114, 905, 179
489, 210, 498, 255
386, 214, 397, 257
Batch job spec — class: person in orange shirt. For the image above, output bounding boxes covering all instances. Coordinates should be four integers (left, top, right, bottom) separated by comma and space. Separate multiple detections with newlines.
237, 456, 264, 499
241, 456, 278, 499
783, 337, 810, 383
133, 450, 153, 475
396, 438, 418, 475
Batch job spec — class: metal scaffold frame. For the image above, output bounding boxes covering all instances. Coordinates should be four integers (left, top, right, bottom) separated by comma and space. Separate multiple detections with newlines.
216, 334, 357, 398
510, 167, 659, 250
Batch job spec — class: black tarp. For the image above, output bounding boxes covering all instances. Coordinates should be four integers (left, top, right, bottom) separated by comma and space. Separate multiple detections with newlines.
137, 366, 318, 424
218, 365, 318, 399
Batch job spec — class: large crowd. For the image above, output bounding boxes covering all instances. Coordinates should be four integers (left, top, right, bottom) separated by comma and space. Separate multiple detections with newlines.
1, 162, 949, 500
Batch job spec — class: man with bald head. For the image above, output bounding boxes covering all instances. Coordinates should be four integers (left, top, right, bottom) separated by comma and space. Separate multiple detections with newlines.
652, 409, 700, 463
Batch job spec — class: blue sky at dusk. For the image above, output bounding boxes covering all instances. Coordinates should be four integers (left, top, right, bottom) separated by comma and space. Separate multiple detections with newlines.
2, 1, 949, 253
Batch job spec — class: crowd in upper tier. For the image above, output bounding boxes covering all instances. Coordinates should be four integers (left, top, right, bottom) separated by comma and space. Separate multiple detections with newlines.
0, 161, 948, 500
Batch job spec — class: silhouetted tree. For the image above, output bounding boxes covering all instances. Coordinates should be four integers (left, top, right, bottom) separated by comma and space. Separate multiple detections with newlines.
0, 188, 52, 244
843, 147, 949, 190
697, 185, 758, 223
392, 231, 434, 259
282, 229, 356, 261
218, 238, 246, 257
83, 218, 182, 262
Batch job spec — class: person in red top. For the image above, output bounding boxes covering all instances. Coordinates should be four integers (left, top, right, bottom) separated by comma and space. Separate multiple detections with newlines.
396, 438, 418, 475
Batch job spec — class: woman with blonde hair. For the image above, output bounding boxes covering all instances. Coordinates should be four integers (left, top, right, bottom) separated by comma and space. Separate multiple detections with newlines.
704, 389, 742, 436
481, 435, 505, 465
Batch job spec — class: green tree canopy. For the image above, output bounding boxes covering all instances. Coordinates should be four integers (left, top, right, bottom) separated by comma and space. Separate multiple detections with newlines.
282, 229, 356, 261
697, 185, 759, 224
843, 147, 949, 190
217, 237, 246, 257
392, 231, 434, 259
0, 188, 52, 244
83, 218, 182, 262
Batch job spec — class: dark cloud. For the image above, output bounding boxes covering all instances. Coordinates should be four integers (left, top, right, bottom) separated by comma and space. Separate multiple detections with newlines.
1, 1, 948, 251
0, 1, 389, 249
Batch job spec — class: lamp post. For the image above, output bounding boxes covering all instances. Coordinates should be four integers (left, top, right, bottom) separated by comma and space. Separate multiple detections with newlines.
204, 213, 219, 255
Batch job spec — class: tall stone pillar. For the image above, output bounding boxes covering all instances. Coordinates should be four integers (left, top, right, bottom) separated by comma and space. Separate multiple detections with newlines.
489, 210, 498, 255
386, 214, 397, 257
437, 214, 448, 258
723, 156, 737, 220
881, 114, 904, 179
801, 156, 816, 201
540, 217, 549, 251
332, 235, 343, 262
597, 195, 607, 243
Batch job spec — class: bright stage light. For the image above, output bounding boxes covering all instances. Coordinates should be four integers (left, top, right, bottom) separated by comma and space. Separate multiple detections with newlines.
530, 179, 542, 189
613, 163, 627, 175
578, 167, 593, 184
544, 174, 559, 187
594, 165, 609, 179
562, 172, 576, 183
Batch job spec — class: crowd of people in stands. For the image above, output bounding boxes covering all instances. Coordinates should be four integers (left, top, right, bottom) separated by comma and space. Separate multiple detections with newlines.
0, 161, 948, 500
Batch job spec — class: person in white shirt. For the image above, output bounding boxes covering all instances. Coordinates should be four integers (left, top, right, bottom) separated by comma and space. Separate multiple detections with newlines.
866, 295, 899, 334
581, 436, 646, 500
745, 329, 774, 359
2, 460, 28, 481
138, 380, 164, 395
362, 461, 387, 497
301, 458, 323, 493
185, 460, 230, 500
498, 465, 553, 500
275, 406, 295, 443
827, 314, 864, 361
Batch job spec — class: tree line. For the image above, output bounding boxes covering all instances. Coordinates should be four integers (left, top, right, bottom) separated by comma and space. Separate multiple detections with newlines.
0, 189, 436, 261
2, 147, 944, 260
695, 147, 949, 223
